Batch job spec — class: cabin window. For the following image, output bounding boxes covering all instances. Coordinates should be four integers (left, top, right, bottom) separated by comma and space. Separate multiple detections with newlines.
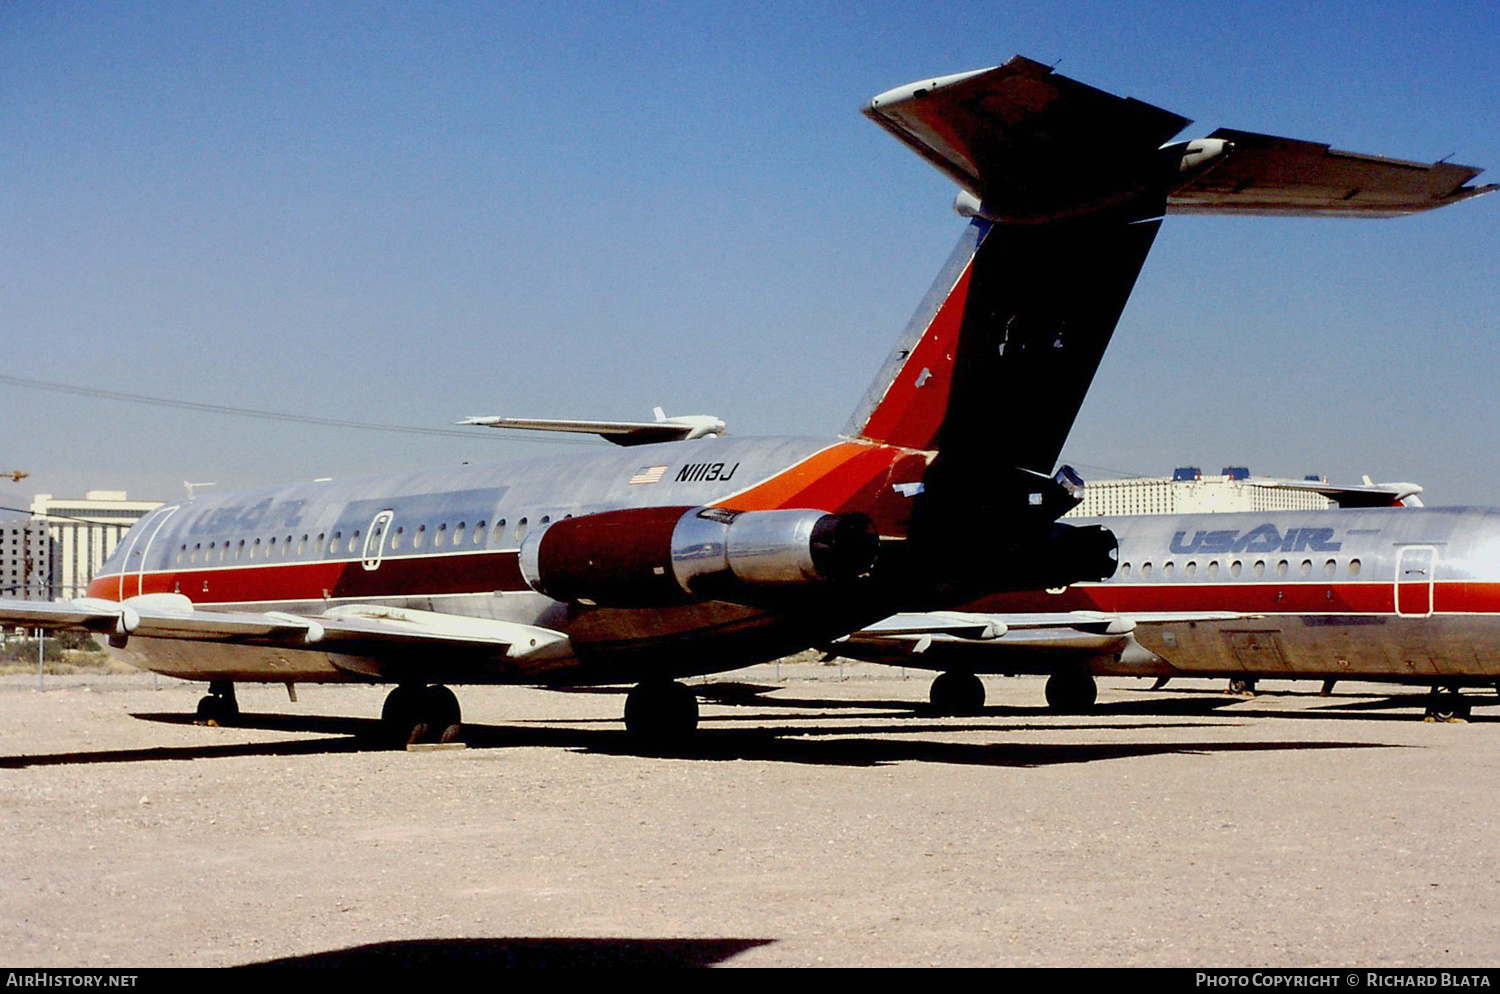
1161, 562, 1174, 580
349, 530, 361, 554
1229, 560, 1242, 578
1349, 558, 1361, 577
390, 526, 403, 551
455, 523, 466, 546
1119, 563, 1131, 578
251, 538, 261, 560
1207, 561, 1219, 579
516, 517, 529, 541
1324, 559, 1337, 578
314, 533, 325, 556
1185, 561, 1197, 578
283, 535, 293, 557
1298, 559, 1311, 577
492, 519, 506, 544
413, 525, 426, 549
1140, 562, 1152, 579
540, 515, 551, 526
329, 532, 341, 556
1252, 560, 1265, 579
434, 524, 447, 548
235, 540, 245, 561
473, 521, 485, 545
1276, 560, 1289, 578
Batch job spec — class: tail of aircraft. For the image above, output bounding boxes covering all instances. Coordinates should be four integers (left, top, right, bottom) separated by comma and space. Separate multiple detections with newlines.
846, 56, 1493, 591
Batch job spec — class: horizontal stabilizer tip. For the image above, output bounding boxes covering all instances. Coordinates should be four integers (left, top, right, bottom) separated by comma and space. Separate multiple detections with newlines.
868, 55, 1493, 220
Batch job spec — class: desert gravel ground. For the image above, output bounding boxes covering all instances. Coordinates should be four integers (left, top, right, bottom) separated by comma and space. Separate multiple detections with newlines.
0, 663, 1496, 968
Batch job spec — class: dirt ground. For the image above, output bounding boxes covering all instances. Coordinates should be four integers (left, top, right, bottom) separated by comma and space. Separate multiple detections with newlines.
0, 664, 1496, 968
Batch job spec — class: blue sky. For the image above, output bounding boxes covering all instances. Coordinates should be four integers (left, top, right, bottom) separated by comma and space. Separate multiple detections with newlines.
2, 1, 1496, 506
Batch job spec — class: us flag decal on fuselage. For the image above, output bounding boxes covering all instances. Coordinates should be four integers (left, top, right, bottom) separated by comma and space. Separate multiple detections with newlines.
629, 465, 668, 485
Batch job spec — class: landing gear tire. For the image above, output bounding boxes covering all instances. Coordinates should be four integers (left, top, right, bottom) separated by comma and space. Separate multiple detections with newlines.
381, 684, 462, 746
929, 671, 985, 716
1425, 691, 1471, 723
624, 681, 699, 742
1228, 677, 1258, 696
195, 681, 239, 726
1044, 668, 1097, 713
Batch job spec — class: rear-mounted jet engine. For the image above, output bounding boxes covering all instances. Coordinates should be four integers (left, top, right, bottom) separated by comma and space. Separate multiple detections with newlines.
517, 506, 879, 607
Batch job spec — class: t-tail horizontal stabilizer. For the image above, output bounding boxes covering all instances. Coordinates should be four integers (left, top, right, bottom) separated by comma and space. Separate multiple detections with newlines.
459, 408, 726, 446
863, 55, 1495, 221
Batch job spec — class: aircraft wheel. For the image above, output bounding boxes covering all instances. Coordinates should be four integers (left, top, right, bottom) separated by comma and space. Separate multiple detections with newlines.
1425, 693, 1470, 723
420, 684, 462, 744
624, 680, 699, 741
929, 671, 985, 716
1044, 668, 1097, 713
195, 695, 238, 725
1228, 677, 1258, 696
195, 681, 240, 726
381, 684, 426, 745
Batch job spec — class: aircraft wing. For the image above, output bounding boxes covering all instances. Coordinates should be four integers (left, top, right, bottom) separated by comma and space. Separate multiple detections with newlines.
864, 55, 1494, 221
0, 595, 570, 663
851, 611, 1007, 640
1246, 476, 1424, 508
841, 609, 1258, 655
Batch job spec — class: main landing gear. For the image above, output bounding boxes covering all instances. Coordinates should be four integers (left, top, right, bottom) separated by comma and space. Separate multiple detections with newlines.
195, 680, 240, 725
1227, 677, 1259, 696
1424, 686, 1471, 723
1045, 667, 1098, 713
929, 671, 985, 716
624, 680, 699, 741
381, 684, 462, 746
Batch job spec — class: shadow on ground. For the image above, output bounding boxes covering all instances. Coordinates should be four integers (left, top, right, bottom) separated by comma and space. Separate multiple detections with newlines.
245, 936, 772, 967
0, 695, 1400, 770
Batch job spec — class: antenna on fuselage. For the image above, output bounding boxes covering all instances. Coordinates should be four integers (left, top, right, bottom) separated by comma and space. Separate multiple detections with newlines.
184, 481, 217, 501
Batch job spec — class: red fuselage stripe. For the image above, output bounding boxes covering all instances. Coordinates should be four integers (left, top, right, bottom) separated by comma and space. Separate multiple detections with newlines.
89, 549, 528, 604
968, 580, 1500, 616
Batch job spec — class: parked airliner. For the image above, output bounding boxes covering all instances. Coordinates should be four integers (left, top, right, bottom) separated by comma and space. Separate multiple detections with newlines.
839, 505, 1500, 721
0, 57, 1490, 742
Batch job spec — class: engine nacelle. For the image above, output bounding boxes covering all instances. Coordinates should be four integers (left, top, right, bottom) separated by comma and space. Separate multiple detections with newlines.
517, 505, 879, 607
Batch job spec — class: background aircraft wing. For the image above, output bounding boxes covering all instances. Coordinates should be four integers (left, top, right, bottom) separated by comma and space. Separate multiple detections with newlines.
1246, 476, 1424, 507
842, 609, 1258, 655
1167, 129, 1495, 216
458, 413, 725, 445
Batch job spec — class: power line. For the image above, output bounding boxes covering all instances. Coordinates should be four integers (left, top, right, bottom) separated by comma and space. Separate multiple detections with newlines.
0, 373, 598, 445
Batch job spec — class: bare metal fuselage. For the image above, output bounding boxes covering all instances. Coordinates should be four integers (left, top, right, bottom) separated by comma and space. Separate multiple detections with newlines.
916, 507, 1500, 686
91, 435, 929, 686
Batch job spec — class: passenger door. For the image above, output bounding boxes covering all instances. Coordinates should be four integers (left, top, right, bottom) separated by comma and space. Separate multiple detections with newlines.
1395, 545, 1437, 617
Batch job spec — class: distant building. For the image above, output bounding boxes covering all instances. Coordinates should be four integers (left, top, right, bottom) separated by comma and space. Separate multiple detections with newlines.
30, 491, 164, 599
1, 516, 52, 600
1064, 467, 1332, 518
